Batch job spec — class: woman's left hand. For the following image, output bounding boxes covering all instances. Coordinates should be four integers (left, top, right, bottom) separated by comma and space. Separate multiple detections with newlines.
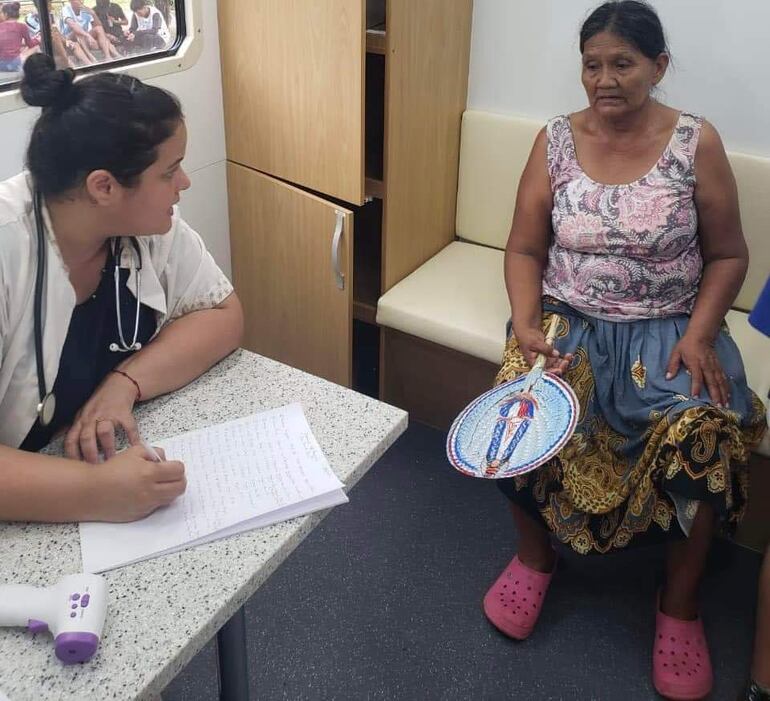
665, 333, 731, 409
64, 372, 141, 463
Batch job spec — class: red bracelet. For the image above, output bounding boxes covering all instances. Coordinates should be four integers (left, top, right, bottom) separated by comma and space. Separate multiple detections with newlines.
111, 369, 142, 401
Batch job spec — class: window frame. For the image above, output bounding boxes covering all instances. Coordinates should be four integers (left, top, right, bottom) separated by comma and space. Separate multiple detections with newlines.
0, 0, 202, 115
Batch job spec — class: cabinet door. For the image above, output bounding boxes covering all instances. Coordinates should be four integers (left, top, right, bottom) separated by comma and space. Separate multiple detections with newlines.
228, 163, 354, 387
219, 0, 365, 205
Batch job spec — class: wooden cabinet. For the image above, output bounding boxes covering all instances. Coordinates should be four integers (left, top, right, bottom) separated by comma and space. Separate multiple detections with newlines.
227, 164, 354, 386
219, 0, 473, 390
219, 0, 365, 205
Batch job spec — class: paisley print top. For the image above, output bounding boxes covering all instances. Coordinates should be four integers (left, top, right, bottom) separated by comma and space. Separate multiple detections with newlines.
542, 112, 704, 321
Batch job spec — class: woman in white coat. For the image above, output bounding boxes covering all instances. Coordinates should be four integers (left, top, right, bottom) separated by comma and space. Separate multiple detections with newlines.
0, 55, 243, 523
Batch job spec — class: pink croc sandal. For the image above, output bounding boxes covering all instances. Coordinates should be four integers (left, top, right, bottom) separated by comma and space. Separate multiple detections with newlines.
483, 554, 556, 640
652, 598, 713, 700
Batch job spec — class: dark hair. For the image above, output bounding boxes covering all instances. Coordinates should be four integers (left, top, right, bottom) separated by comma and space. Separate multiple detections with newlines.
20, 54, 183, 197
2, 2, 21, 20
130, 0, 149, 11
580, 1, 668, 60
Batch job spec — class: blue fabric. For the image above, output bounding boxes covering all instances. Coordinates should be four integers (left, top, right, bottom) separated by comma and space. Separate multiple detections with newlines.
60, 4, 93, 36
25, 13, 40, 35
541, 298, 758, 461
494, 297, 766, 553
0, 56, 21, 72
749, 275, 770, 337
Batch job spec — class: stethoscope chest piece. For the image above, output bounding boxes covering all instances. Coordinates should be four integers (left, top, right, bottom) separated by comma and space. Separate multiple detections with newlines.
37, 392, 56, 427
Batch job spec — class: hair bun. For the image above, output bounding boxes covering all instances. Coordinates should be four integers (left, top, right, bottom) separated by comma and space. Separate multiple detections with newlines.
20, 54, 77, 110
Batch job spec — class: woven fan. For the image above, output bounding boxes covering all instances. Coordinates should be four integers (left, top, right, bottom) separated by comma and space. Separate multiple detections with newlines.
446, 315, 579, 479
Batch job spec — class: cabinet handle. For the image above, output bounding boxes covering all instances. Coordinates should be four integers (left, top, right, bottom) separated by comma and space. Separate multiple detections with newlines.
331, 210, 345, 290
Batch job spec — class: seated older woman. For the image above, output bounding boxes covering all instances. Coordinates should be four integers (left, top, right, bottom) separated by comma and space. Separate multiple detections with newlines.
482, 2, 768, 699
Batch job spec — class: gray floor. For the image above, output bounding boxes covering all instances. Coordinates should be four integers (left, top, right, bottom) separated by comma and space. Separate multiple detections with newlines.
163, 423, 760, 701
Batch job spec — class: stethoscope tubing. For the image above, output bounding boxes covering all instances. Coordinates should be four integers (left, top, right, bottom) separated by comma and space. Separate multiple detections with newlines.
111, 237, 143, 353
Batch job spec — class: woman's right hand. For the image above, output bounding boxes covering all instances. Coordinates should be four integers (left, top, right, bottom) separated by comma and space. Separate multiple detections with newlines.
90, 444, 186, 522
513, 324, 572, 376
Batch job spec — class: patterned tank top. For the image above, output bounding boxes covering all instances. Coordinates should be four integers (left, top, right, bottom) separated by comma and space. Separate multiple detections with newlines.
542, 112, 704, 320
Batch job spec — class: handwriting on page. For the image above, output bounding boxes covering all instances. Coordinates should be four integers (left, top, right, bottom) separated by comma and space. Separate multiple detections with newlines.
159, 405, 341, 542
79, 404, 347, 573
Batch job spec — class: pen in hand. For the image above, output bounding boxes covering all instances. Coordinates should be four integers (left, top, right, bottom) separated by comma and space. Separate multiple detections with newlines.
140, 438, 162, 463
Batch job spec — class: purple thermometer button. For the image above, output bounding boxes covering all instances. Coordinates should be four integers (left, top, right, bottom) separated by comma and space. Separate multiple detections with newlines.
27, 619, 48, 634
70, 593, 80, 601
55, 632, 99, 664
80, 594, 90, 608
70, 612, 76, 618
71, 604, 78, 610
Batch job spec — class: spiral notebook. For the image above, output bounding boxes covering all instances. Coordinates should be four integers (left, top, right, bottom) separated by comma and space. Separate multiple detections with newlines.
79, 403, 348, 573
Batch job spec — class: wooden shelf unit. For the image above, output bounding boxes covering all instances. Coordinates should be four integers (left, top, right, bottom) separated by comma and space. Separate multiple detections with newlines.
219, 0, 473, 391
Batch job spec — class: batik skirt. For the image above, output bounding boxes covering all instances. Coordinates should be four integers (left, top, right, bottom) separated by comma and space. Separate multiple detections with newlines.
496, 298, 768, 555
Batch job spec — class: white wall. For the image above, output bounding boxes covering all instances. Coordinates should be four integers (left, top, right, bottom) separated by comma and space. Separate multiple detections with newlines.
0, 0, 231, 278
467, 0, 770, 158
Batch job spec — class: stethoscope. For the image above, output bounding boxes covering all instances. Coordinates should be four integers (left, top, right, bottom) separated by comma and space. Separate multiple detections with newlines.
33, 190, 144, 426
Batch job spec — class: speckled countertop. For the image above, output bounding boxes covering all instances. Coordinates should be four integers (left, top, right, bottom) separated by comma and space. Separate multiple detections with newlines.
0, 350, 407, 701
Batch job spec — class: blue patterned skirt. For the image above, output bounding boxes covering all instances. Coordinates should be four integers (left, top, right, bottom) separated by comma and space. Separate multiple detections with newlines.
496, 298, 768, 554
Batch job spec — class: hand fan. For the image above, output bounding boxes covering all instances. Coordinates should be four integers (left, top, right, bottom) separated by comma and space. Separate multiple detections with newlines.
446, 315, 579, 479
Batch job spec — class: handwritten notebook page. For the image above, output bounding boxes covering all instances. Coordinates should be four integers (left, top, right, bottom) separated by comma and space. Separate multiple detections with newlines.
79, 403, 348, 573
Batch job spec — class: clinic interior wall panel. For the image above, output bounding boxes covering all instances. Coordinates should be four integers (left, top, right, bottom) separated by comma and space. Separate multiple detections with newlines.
145, 0, 226, 175
181, 160, 231, 279
466, 0, 770, 158
0, 108, 36, 182
227, 162, 353, 387
219, 0, 365, 205
382, 0, 473, 292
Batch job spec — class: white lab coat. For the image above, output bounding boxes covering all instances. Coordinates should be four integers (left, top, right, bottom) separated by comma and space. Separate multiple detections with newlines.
0, 173, 234, 448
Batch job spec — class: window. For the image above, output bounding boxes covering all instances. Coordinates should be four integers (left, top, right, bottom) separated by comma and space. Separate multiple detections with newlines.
0, 0, 185, 91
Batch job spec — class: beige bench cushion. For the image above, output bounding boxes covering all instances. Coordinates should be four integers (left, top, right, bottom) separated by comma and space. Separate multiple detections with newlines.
729, 152, 770, 310
455, 111, 541, 250
377, 241, 509, 365
377, 240, 769, 455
